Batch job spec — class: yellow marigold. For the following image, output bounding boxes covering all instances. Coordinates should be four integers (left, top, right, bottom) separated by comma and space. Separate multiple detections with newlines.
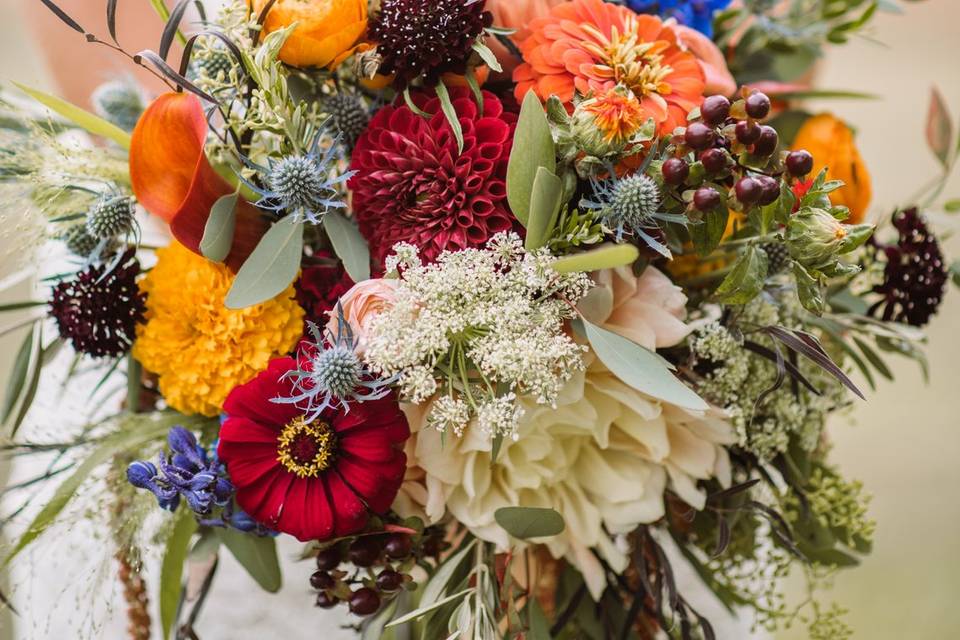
133, 242, 304, 417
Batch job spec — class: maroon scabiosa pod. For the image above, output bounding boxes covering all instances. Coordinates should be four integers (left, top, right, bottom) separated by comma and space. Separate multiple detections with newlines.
48, 250, 146, 358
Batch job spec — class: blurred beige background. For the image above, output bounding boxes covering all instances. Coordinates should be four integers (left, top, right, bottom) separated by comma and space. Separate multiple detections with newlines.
1, 0, 958, 638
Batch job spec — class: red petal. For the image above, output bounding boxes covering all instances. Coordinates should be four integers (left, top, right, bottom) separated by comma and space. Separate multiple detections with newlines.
222, 357, 301, 427
336, 452, 406, 513
326, 472, 368, 537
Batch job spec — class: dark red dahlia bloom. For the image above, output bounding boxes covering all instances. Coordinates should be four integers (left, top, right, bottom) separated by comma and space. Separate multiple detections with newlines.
349, 88, 519, 265
868, 207, 947, 327
217, 357, 409, 541
369, 0, 493, 89
48, 249, 146, 358
296, 253, 355, 326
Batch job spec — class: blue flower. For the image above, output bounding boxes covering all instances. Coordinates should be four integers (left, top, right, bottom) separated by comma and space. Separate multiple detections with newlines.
627, 0, 731, 38
272, 306, 395, 422
127, 426, 233, 516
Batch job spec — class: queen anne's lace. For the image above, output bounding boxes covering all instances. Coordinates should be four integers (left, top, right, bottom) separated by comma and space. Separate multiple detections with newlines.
365, 233, 592, 439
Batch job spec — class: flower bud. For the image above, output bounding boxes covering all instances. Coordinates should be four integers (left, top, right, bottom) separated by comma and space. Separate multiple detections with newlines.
786, 208, 874, 274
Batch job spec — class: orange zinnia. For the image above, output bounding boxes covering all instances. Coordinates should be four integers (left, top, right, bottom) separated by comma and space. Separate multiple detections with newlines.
513, 0, 705, 135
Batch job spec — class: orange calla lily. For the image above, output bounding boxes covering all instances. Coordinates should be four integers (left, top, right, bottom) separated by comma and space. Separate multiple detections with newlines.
792, 113, 872, 224
130, 92, 267, 271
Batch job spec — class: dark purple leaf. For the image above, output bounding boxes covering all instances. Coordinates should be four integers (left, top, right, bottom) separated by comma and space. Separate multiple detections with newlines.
39, 0, 85, 33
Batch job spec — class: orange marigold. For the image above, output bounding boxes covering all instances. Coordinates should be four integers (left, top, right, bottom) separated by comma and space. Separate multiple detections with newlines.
132, 242, 304, 417
513, 0, 705, 135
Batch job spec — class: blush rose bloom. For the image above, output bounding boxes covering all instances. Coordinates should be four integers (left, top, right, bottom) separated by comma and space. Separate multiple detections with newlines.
329, 278, 399, 353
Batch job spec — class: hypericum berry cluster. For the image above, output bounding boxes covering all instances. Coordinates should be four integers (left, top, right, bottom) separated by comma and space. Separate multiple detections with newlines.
659, 89, 816, 215
308, 526, 448, 617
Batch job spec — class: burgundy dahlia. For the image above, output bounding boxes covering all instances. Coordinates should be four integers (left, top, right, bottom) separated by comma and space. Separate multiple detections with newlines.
369, 0, 492, 89
297, 252, 355, 327
49, 250, 146, 358
868, 208, 947, 327
349, 88, 519, 265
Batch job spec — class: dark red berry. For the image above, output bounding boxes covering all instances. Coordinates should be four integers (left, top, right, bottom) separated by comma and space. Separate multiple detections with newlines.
735, 120, 761, 145
376, 569, 404, 592
785, 149, 814, 177
316, 592, 339, 609
755, 176, 781, 206
693, 187, 721, 212
347, 537, 382, 568
701, 95, 731, 126
700, 148, 728, 174
753, 126, 779, 157
735, 177, 762, 205
384, 534, 413, 560
662, 157, 690, 185
316, 548, 341, 571
684, 122, 715, 150
310, 571, 335, 590
745, 92, 771, 119
349, 588, 381, 616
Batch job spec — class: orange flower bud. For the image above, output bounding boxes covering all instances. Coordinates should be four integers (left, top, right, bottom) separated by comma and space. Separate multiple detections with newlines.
791, 113, 872, 224
250, 0, 368, 69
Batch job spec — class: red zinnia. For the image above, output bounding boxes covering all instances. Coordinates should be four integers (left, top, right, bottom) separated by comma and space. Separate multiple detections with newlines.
217, 357, 409, 541
348, 87, 520, 265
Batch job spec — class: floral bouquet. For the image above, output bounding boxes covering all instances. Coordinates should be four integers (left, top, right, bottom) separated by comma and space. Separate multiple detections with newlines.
1, 0, 957, 638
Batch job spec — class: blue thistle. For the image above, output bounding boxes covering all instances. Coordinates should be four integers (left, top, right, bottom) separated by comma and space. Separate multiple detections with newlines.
626, 0, 732, 38
272, 307, 394, 421
582, 173, 687, 258
241, 128, 355, 225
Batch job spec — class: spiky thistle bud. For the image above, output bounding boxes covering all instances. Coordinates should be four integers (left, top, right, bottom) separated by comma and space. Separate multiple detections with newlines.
608, 174, 661, 231
322, 93, 370, 148
311, 345, 363, 399
269, 156, 330, 213
87, 194, 136, 240
62, 223, 100, 257
192, 48, 234, 81
91, 80, 145, 132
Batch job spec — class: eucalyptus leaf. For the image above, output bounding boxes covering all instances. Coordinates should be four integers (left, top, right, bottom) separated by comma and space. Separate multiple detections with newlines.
579, 318, 709, 411
551, 243, 639, 273
215, 528, 282, 593
495, 506, 565, 539
200, 192, 238, 263
160, 508, 198, 640
507, 91, 556, 225
524, 167, 564, 251
435, 82, 464, 154
713, 245, 768, 305
225, 216, 304, 309
324, 210, 370, 282
14, 83, 131, 149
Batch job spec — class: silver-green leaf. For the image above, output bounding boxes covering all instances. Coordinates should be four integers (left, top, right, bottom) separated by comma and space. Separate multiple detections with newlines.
216, 527, 282, 593
324, 210, 370, 283
495, 506, 566, 539
225, 216, 304, 310
200, 192, 238, 263
551, 243, 639, 273
507, 91, 556, 226
435, 81, 465, 154
160, 508, 197, 640
524, 167, 563, 251
579, 318, 709, 411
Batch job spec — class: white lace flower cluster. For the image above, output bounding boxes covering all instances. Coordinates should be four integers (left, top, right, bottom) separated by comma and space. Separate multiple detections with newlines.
365, 233, 593, 439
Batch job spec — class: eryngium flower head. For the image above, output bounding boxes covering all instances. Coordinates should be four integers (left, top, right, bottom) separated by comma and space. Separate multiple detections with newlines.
48, 249, 146, 358
87, 194, 136, 240
369, 0, 492, 89
869, 207, 947, 327
243, 130, 354, 224
91, 79, 146, 132
61, 224, 100, 257
322, 92, 371, 149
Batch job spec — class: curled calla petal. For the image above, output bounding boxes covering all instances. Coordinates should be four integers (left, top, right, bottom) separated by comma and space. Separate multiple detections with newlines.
130, 92, 267, 270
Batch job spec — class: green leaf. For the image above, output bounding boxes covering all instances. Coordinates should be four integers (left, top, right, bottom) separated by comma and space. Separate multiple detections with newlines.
926, 87, 954, 169
200, 192, 238, 263
160, 508, 198, 640
471, 41, 503, 73
215, 528, 282, 592
418, 539, 476, 612
507, 91, 556, 225
495, 506, 565, 540
950, 260, 960, 288
852, 337, 893, 381
1, 323, 38, 426
525, 598, 553, 639
768, 89, 878, 101
13, 83, 131, 149
225, 216, 304, 309
4, 414, 183, 565
713, 245, 768, 305
551, 243, 639, 273
524, 168, 564, 250
435, 81, 464, 154
944, 199, 960, 213
386, 588, 474, 627
324, 210, 370, 283
361, 594, 400, 640
578, 318, 709, 411
691, 207, 729, 256
793, 262, 825, 315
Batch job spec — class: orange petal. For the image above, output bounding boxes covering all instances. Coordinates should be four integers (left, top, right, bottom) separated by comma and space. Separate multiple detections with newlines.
130, 92, 267, 271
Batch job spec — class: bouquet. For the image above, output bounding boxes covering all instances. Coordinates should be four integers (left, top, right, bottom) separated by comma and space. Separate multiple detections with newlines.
1, 0, 957, 638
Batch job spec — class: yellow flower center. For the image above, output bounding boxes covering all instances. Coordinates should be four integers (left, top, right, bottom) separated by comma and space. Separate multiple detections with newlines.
277, 416, 337, 478
580, 21, 674, 98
